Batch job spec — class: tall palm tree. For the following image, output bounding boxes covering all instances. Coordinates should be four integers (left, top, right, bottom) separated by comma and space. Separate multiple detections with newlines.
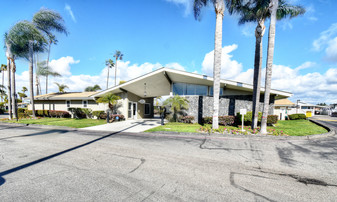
113, 50, 123, 86
228, 0, 304, 129
4, 35, 14, 120
194, 0, 225, 129
7, 21, 47, 119
260, 0, 305, 134
37, 60, 61, 94
0, 64, 7, 102
22, 86, 28, 93
227, 0, 268, 129
33, 8, 68, 94
55, 82, 68, 93
105, 59, 114, 89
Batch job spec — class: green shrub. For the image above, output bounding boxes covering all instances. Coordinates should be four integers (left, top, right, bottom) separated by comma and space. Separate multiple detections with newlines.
0, 108, 4, 114
202, 116, 235, 126
36, 110, 49, 117
18, 112, 30, 119
99, 112, 107, 119
81, 108, 93, 118
92, 111, 105, 119
17, 108, 26, 113
289, 113, 306, 120
49, 110, 71, 118
180, 116, 195, 123
68, 108, 86, 119
27, 110, 33, 115
267, 115, 278, 125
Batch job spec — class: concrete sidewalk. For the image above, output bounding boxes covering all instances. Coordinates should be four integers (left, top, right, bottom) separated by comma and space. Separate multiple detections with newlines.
81, 118, 162, 133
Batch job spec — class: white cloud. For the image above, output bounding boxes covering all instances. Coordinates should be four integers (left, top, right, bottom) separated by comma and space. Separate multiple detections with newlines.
325, 37, 337, 62
165, 62, 186, 71
165, 0, 192, 16
65, 4, 76, 23
49, 56, 80, 76
312, 23, 337, 51
201, 44, 243, 79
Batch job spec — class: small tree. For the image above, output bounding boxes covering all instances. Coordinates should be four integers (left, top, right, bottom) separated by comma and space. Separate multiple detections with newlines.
163, 94, 189, 122
55, 82, 68, 93
96, 93, 121, 112
84, 84, 101, 92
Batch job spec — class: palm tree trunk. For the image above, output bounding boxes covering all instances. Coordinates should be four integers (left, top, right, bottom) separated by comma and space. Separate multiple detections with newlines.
46, 42, 51, 94
11, 59, 18, 121
1, 68, 4, 103
35, 53, 40, 96
261, 0, 278, 134
212, 1, 224, 129
115, 59, 117, 86
7, 58, 12, 120
106, 67, 110, 89
251, 19, 265, 129
29, 40, 36, 118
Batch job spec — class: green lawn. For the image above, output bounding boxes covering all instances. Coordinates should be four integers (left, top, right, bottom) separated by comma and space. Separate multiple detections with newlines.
272, 120, 327, 136
146, 120, 328, 136
2, 118, 107, 128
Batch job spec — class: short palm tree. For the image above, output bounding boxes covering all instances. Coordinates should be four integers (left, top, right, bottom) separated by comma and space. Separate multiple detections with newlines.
96, 93, 121, 112
194, 0, 226, 129
163, 94, 189, 122
260, 0, 305, 134
227, 0, 305, 129
55, 82, 68, 93
113, 50, 123, 86
33, 8, 68, 94
22, 86, 28, 93
7, 21, 47, 119
84, 84, 101, 92
105, 59, 114, 89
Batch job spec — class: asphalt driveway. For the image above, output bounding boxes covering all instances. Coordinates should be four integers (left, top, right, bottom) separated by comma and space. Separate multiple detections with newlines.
311, 115, 337, 130
0, 123, 337, 201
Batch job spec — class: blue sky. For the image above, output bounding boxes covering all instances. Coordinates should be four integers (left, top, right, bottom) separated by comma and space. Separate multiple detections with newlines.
1, 0, 337, 104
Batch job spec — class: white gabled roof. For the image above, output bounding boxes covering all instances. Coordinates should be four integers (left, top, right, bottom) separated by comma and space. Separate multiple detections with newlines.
92, 67, 292, 98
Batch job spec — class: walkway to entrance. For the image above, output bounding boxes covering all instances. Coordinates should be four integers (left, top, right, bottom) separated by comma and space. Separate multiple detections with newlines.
81, 118, 162, 133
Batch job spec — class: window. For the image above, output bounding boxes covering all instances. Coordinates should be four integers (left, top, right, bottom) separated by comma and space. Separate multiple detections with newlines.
66, 100, 71, 108
144, 103, 150, 115
173, 83, 208, 96
83, 100, 88, 108
209, 87, 224, 96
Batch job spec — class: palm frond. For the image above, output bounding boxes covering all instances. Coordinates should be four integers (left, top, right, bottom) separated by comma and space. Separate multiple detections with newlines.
193, 0, 208, 21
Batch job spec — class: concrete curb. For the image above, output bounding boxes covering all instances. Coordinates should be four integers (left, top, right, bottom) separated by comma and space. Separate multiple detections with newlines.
0, 119, 335, 140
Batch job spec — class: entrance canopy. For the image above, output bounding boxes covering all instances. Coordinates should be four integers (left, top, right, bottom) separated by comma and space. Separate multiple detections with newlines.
92, 67, 292, 99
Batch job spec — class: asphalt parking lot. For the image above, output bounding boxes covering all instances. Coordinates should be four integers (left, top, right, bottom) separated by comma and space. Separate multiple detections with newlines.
0, 123, 337, 201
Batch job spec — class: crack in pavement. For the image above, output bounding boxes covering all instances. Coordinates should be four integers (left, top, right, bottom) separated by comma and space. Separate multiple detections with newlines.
108, 153, 146, 174
140, 183, 165, 202
229, 171, 276, 202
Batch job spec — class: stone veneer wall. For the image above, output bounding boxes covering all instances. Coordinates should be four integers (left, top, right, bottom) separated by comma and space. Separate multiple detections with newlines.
183, 95, 275, 123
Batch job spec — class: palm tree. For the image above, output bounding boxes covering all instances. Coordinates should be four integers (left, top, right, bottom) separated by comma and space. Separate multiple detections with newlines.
0, 64, 7, 102
37, 60, 61, 94
18, 92, 27, 100
0, 84, 6, 101
163, 94, 189, 122
193, 0, 225, 129
22, 86, 28, 93
227, 0, 268, 129
113, 50, 123, 86
228, 0, 304, 129
96, 93, 121, 112
4, 43, 12, 119
55, 82, 68, 93
33, 8, 68, 94
260, 0, 305, 134
105, 59, 114, 89
84, 84, 101, 92
7, 21, 47, 119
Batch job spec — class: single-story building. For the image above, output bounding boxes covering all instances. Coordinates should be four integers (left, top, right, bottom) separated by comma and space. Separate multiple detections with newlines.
273, 99, 296, 120
29, 67, 292, 122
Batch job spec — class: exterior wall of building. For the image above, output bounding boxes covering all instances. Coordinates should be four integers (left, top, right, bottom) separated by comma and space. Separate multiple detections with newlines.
125, 92, 154, 119
273, 106, 297, 120
28, 100, 108, 112
183, 95, 275, 123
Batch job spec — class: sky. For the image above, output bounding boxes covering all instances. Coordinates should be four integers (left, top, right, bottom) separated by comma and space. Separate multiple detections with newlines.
0, 0, 337, 104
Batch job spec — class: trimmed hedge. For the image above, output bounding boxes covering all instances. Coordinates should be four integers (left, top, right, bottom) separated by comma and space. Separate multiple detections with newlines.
18, 112, 30, 119
49, 110, 71, 118
92, 111, 105, 119
267, 115, 278, 125
68, 108, 87, 119
203, 116, 235, 126
289, 113, 307, 120
17, 108, 26, 113
180, 116, 195, 124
